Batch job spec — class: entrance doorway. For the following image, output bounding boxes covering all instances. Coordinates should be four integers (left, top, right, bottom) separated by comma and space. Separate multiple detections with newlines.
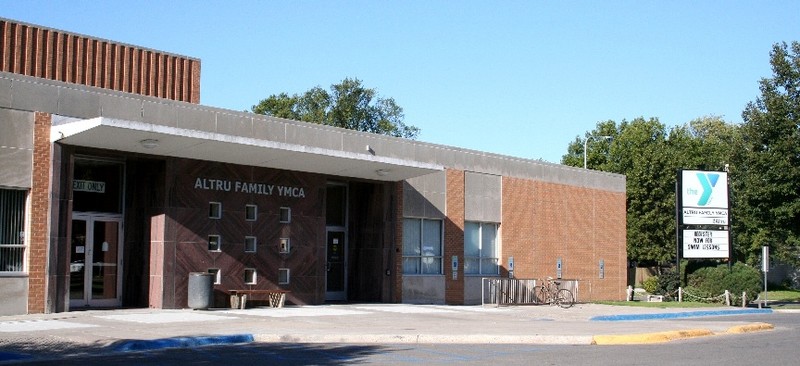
69, 213, 123, 308
69, 157, 125, 309
325, 230, 346, 301
325, 183, 347, 301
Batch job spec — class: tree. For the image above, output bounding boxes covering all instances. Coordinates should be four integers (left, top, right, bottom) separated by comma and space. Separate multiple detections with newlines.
733, 41, 800, 266
562, 116, 739, 264
251, 78, 420, 139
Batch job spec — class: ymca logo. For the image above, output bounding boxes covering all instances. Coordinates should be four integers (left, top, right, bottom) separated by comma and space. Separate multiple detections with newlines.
682, 170, 727, 208
695, 172, 720, 206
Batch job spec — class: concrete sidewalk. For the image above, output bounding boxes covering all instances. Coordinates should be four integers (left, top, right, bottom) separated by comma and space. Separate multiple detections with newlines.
0, 303, 776, 363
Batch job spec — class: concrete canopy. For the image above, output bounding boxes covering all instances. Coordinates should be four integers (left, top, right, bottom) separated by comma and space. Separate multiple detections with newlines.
51, 117, 443, 182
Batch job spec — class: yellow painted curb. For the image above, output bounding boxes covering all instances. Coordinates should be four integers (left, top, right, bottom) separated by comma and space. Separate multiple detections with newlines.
726, 322, 774, 334
592, 329, 714, 345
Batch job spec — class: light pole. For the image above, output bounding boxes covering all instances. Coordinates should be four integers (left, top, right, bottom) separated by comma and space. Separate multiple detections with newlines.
583, 135, 613, 169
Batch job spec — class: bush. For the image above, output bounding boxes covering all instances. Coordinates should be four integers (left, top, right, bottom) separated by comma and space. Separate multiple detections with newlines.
657, 269, 680, 297
687, 263, 762, 305
642, 276, 659, 294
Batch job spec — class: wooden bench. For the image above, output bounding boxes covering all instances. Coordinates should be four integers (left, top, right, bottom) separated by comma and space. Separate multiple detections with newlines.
229, 289, 290, 309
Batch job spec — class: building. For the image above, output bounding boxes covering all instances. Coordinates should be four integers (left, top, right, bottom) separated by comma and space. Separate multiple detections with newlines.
0, 18, 626, 315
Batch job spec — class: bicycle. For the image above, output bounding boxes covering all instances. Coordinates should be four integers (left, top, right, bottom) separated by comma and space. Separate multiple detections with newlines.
535, 277, 575, 308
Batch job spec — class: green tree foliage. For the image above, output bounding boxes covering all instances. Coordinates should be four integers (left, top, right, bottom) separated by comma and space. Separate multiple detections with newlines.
251, 78, 420, 139
733, 41, 800, 266
562, 116, 738, 264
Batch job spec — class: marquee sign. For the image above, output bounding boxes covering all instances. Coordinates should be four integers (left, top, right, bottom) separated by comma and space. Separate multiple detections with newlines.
680, 170, 728, 225
682, 229, 729, 258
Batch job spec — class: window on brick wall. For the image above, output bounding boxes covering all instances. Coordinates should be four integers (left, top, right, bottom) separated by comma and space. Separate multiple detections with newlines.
402, 218, 443, 275
0, 189, 27, 273
464, 221, 499, 275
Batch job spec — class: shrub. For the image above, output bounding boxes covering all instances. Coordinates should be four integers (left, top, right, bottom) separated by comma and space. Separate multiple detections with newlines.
687, 263, 762, 305
657, 269, 680, 297
642, 276, 659, 294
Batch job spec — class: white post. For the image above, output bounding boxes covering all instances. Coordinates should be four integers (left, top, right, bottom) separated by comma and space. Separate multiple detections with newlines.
725, 290, 730, 306
678, 286, 683, 302
742, 292, 747, 308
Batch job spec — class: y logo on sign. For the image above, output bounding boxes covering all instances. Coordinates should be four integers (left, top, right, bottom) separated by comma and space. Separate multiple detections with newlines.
696, 172, 720, 206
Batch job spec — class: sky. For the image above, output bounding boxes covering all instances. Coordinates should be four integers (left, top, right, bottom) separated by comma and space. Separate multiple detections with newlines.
2, 1, 798, 163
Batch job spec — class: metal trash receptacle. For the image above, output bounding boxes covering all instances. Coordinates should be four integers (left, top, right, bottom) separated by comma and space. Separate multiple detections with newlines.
188, 272, 214, 309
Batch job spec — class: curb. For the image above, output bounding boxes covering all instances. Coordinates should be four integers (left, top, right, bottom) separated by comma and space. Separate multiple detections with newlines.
592, 322, 774, 345
253, 333, 595, 345
592, 329, 714, 345
726, 322, 774, 334
590, 308, 773, 321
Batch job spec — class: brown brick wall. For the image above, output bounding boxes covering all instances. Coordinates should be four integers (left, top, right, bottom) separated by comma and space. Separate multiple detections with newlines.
1, 19, 201, 103
444, 169, 465, 304
502, 176, 627, 301
28, 112, 52, 313
393, 181, 403, 302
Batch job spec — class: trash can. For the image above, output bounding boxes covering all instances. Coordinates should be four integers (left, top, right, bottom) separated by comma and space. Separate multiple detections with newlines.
188, 272, 214, 309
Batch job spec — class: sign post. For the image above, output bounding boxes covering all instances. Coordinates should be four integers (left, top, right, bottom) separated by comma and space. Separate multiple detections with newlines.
762, 246, 769, 306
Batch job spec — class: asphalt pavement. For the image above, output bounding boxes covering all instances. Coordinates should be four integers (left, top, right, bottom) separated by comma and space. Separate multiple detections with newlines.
0, 303, 780, 364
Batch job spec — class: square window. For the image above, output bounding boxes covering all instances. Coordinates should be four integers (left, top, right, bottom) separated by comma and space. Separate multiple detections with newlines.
208, 268, 221, 284
244, 268, 257, 285
209, 202, 222, 219
208, 235, 221, 251
278, 268, 290, 285
279, 207, 291, 223
402, 218, 443, 275
245, 204, 257, 221
279, 238, 290, 253
245, 236, 257, 253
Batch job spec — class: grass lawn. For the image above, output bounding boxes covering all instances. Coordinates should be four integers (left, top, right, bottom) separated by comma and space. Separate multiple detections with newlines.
760, 289, 800, 302
595, 289, 800, 309
594, 301, 722, 308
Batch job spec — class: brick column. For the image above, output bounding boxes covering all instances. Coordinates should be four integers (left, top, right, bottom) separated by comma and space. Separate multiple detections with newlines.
444, 169, 465, 305
28, 112, 52, 313
392, 181, 404, 303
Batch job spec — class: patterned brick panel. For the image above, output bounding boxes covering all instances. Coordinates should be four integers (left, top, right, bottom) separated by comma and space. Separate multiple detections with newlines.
0, 19, 200, 103
28, 112, 52, 313
444, 169, 465, 304
159, 159, 327, 308
502, 177, 627, 301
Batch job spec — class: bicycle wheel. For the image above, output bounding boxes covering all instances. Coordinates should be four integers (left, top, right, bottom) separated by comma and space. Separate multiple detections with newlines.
533, 285, 548, 305
556, 288, 574, 308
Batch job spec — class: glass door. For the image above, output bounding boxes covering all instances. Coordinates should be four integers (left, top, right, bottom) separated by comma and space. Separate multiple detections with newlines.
70, 213, 122, 308
325, 230, 347, 301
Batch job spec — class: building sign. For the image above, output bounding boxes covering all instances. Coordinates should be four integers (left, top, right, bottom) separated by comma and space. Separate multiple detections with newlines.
682, 229, 729, 258
682, 208, 728, 225
193, 177, 305, 198
73, 180, 106, 193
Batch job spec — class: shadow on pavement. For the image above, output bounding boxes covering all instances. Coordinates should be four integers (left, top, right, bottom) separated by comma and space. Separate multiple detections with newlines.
1, 338, 390, 365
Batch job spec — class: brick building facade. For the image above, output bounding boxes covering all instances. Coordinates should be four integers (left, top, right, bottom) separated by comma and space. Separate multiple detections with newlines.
0, 18, 626, 315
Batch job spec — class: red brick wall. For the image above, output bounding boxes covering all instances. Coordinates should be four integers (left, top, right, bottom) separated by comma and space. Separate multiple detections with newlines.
444, 169, 465, 304
1, 19, 201, 103
502, 177, 627, 301
28, 112, 52, 313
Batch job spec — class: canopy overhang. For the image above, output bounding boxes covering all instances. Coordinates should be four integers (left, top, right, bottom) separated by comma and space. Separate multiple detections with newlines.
51, 117, 443, 182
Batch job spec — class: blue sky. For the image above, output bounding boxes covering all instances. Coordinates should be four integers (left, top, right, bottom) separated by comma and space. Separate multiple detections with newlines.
3, 1, 798, 163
